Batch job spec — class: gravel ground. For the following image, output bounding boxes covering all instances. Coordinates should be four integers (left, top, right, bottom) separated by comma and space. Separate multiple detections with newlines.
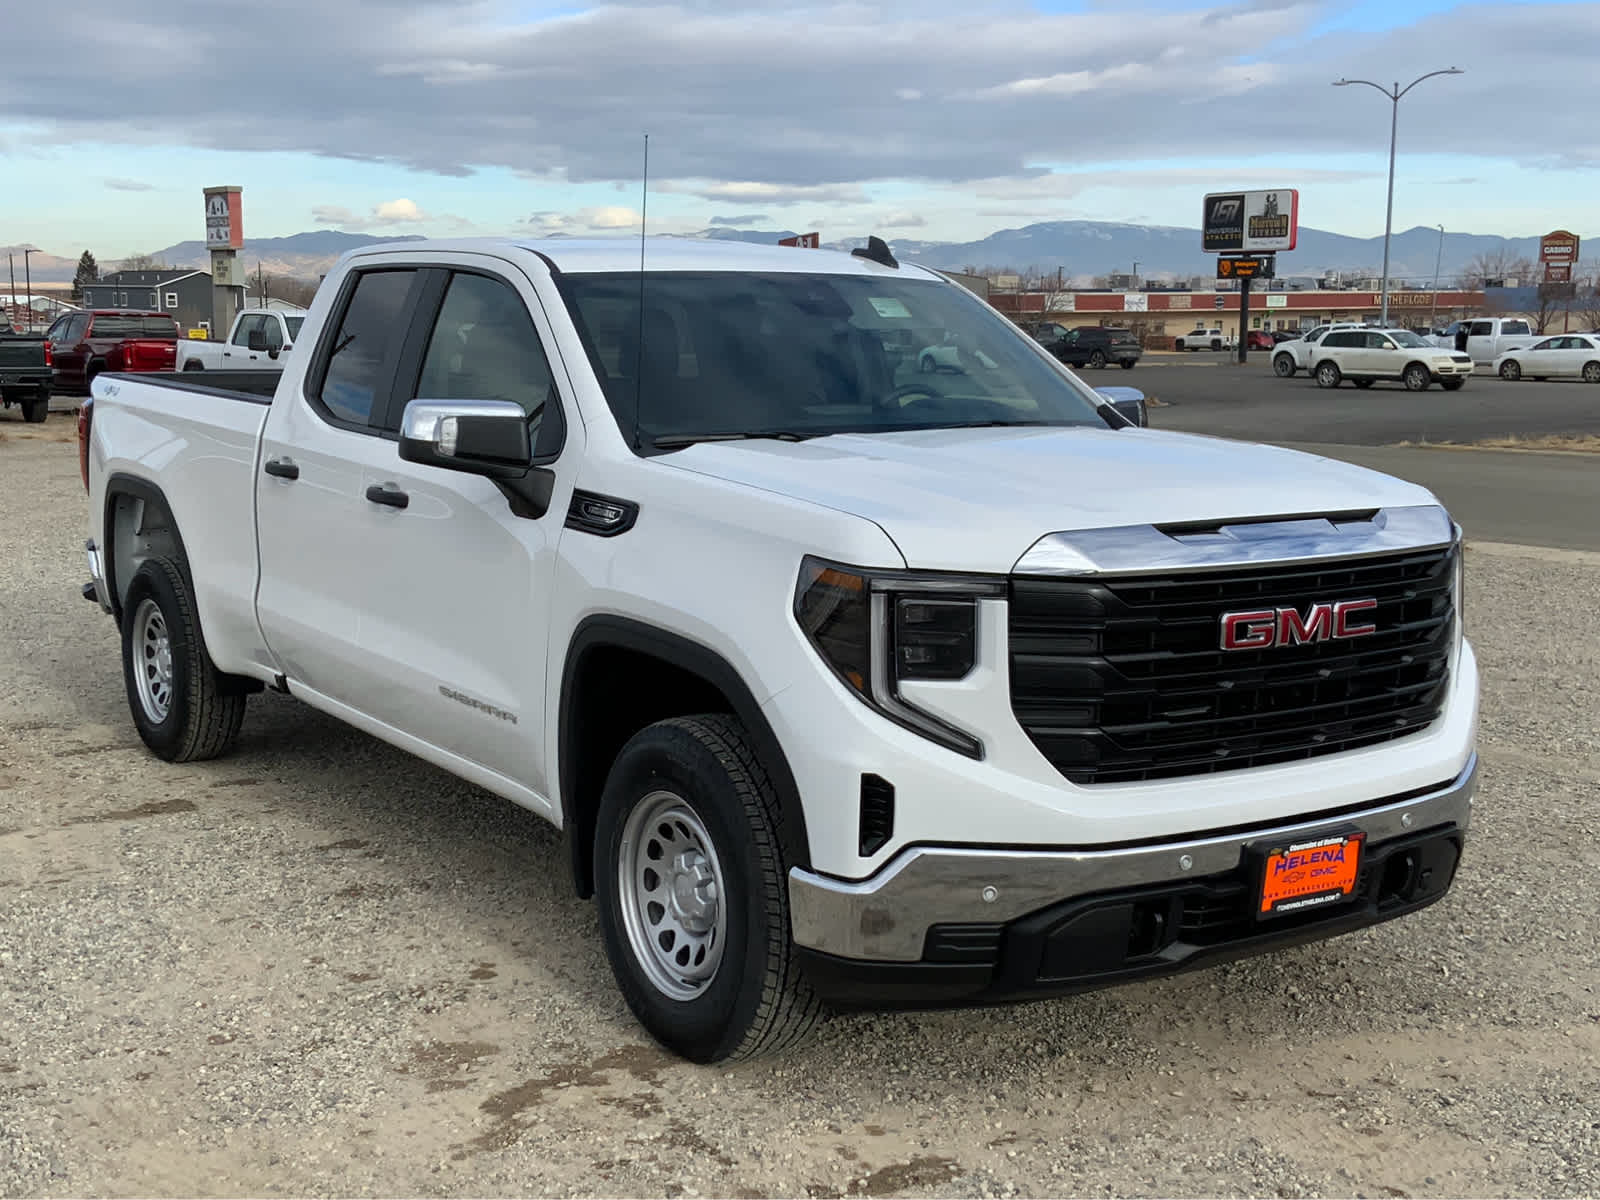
2, 416, 1598, 1198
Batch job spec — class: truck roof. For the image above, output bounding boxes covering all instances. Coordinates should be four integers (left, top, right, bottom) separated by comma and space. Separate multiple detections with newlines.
341, 235, 943, 279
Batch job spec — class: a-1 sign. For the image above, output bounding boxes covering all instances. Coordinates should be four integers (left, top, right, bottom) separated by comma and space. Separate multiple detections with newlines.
1202, 189, 1299, 253
779, 232, 820, 248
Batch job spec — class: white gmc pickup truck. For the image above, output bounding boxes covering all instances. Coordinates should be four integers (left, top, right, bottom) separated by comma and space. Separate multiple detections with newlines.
79, 236, 1479, 1063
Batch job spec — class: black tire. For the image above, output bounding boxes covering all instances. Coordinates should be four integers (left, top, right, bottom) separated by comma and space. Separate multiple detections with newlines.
1210, 339, 1222, 352
1272, 354, 1296, 378
1174, 339, 1186, 352
1353, 379, 1374, 389
120, 556, 247, 762
22, 394, 48, 422
1440, 378, 1465, 391
1088, 349, 1107, 369
1118, 359, 1136, 369
182, 360, 205, 372
1499, 360, 1521, 381
594, 714, 825, 1063
1403, 363, 1431, 391
1315, 361, 1342, 388
1584, 362, 1600, 384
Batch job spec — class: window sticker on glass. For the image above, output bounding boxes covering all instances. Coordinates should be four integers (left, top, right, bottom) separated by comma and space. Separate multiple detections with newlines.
868, 297, 912, 319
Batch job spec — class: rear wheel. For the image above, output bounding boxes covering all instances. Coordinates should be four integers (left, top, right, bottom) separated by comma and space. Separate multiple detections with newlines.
182, 360, 205, 372
594, 714, 824, 1063
1174, 339, 1186, 351
120, 556, 247, 762
1272, 354, 1296, 378
1403, 363, 1432, 391
22, 388, 48, 422
1499, 360, 1522, 381
1315, 361, 1342, 388
1583, 362, 1600, 384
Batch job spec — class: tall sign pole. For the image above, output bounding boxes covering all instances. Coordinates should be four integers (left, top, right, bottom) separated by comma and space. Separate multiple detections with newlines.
204, 186, 245, 340
1202, 189, 1297, 362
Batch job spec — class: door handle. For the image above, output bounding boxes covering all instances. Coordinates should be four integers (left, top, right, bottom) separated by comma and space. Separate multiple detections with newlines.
365, 483, 409, 510
263, 457, 299, 480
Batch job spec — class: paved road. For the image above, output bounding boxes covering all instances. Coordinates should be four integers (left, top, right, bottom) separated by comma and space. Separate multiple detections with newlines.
1136, 356, 1600, 445
1275, 442, 1600, 554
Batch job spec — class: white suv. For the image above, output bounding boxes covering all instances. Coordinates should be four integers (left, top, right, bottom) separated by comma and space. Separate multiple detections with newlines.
1310, 328, 1474, 391
1271, 323, 1366, 377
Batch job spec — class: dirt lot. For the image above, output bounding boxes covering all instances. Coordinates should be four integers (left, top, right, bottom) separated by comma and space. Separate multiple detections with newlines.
3, 421, 1598, 1198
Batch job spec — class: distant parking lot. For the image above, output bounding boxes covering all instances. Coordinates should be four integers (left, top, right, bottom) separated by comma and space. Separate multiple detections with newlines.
1133, 356, 1600, 446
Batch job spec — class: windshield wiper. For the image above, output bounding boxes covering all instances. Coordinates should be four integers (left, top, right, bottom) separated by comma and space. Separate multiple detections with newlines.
652, 430, 822, 449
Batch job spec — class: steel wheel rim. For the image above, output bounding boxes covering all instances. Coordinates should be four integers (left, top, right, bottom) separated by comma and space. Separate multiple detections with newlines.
132, 598, 174, 723
618, 790, 727, 1001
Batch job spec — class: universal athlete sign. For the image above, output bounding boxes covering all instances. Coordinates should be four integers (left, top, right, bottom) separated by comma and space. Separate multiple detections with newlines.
1202, 189, 1300, 253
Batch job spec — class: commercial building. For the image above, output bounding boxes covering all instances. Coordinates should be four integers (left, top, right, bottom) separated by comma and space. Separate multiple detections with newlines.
79, 269, 214, 335
990, 286, 1487, 344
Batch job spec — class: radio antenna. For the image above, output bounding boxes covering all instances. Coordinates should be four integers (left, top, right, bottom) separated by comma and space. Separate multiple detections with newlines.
632, 132, 649, 452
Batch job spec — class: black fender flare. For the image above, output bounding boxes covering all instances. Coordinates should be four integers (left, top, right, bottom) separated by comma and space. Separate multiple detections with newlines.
101, 472, 196, 622
558, 615, 812, 896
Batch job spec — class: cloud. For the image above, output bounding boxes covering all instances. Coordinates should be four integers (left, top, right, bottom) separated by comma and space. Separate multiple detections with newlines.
374, 198, 427, 222
104, 177, 155, 192
663, 182, 871, 206
1, 0, 1593, 211
880, 210, 927, 229
710, 213, 769, 226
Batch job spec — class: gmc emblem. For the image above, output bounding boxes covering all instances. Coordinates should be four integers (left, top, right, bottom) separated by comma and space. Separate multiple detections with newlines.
1220, 599, 1378, 651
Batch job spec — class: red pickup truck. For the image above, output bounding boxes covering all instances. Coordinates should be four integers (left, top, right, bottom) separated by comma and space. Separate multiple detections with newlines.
45, 309, 179, 393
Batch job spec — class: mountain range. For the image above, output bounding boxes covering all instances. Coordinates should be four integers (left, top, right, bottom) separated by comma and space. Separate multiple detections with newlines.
6, 221, 1588, 286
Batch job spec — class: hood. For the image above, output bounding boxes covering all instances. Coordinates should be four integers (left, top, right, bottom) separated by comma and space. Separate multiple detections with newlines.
663, 425, 1438, 573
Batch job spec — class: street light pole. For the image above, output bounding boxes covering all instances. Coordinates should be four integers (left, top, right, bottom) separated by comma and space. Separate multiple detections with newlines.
22, 248, 38, 333
1430, 224, 1445, 331
1333, 67, 1463, 328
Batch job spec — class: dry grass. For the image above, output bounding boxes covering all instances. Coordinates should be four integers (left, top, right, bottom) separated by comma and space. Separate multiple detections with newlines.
1393, 433, 1600, 454
0, 415, 79, 444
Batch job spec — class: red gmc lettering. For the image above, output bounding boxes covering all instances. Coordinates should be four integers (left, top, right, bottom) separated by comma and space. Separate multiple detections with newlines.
1220, 609, 1276, 650
1221, 598, 1379, 650
1278, 603, 1333, 645
1333, 597, 1378, 638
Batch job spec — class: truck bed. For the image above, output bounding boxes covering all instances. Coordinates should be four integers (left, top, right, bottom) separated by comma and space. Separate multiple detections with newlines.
106, 369, 282, 402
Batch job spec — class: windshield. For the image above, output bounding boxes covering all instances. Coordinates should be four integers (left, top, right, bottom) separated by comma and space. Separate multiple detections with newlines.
1388, 330, 1431, 348
285, 316, 305, 340
556, 271, 1108, 446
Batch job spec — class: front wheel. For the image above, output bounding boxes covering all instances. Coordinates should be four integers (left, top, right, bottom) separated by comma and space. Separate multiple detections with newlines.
1210, 339, 1222, 352
1499, 360, 1522, 381
120, 557, 247, 762
1403, 363, 1432, 391
1315, 361, 1342, 388
1272, 354, 1296, 378
594, 714, 824, 1063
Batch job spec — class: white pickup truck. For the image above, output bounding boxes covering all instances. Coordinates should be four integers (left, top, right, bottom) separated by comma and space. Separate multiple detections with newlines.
176, 308, 305, 373
1427, 317, 1534, 363
79, 236, 1479, 1063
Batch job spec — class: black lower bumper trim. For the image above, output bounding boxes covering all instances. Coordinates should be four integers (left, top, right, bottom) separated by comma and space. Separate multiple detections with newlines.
797, 825, 1463, 1012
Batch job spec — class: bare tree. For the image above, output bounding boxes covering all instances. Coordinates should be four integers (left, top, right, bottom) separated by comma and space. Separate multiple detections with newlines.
1575, 260, 1600, 332
114, 252, 170, 272
1459, 250, 1535, 288
269, 276, 321, 308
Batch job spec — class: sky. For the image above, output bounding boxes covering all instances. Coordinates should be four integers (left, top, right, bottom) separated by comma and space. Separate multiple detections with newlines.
1, 0, 1596, 259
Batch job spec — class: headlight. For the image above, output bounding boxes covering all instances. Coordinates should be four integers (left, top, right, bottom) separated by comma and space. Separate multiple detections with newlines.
794, 556, 1003, 757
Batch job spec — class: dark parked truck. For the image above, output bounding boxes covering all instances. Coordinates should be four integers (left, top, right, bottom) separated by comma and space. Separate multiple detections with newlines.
1028, 322, 1142, 369
79, 237, 1478, 1063
45, 310, 179, 394
0, 332, 53, 422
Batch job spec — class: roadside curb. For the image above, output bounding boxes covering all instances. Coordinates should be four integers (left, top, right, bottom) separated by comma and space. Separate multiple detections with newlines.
1387, 442, 1600, 458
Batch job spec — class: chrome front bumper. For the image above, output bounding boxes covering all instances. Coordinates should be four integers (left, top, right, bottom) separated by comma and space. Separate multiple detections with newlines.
787, 753, 1478, 962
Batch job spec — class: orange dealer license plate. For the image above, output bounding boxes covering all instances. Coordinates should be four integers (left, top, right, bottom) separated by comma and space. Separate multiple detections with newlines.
1257, 831, 1365, 919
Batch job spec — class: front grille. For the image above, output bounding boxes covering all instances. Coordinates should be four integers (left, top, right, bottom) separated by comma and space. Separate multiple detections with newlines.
1009, 546, 1456, 784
